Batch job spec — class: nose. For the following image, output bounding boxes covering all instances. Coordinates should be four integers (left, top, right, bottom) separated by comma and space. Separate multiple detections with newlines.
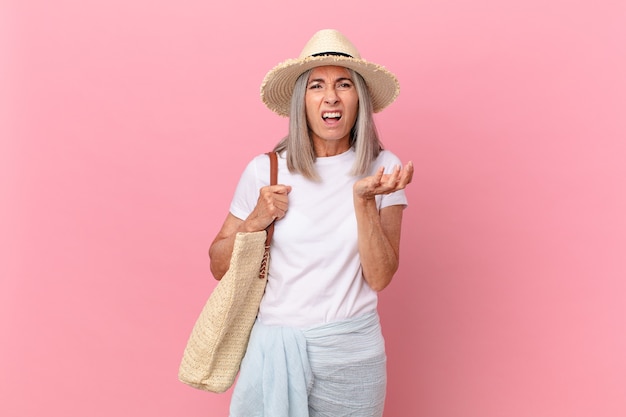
324, 87, 339, 105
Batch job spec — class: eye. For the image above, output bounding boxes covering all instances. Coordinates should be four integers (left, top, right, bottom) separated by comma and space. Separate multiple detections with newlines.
338, 81, 353, 89
308, 83, 323, 90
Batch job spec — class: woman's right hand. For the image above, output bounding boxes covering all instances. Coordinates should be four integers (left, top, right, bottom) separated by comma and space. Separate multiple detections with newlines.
209, 184, 291, 280
242, 184, 292, 232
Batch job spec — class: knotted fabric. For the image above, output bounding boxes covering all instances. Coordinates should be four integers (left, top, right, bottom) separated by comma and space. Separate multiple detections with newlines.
229, 312, 386, 417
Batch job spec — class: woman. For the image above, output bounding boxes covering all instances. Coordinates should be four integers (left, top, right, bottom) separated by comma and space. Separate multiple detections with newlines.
209, 29, 413, 417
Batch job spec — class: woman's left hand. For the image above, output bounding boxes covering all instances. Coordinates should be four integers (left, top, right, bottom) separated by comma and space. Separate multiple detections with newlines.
353, 161, 414, 201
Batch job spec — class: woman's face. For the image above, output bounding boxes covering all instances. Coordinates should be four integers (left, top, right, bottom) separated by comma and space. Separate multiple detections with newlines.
305, 66, 359, 151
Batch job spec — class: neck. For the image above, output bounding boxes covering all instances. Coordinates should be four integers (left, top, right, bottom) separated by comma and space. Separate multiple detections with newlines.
312, 136, 351, 157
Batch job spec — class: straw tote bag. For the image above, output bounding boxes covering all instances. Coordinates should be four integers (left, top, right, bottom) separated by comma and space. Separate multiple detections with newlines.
178, 152, 278, 393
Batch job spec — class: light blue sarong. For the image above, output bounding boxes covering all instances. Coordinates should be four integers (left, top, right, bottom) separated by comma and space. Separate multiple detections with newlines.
229, 312, 386, 417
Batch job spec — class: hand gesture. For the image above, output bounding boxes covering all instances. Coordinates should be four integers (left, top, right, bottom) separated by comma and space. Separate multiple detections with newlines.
353, 162, 413, 201
244, 184, 292, 231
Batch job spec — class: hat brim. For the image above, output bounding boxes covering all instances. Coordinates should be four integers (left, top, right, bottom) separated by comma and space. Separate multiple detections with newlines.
260, 55, 399, 117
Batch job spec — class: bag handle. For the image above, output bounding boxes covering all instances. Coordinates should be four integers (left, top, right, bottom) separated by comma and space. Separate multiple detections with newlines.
265, 151, 278, 246
259, 151, 278, 279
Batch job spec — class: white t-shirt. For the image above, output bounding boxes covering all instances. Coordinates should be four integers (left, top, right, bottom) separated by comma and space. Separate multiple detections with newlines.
230, 148, 408, 328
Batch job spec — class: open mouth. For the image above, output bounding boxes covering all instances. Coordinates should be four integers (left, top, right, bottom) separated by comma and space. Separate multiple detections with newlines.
322, 111, 342, 122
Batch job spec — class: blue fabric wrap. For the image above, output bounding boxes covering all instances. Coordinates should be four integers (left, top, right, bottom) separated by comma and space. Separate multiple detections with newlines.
229, 312, 386, 417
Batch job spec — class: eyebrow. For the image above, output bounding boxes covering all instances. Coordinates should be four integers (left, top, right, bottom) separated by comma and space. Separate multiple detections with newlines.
307, 77, 353, 84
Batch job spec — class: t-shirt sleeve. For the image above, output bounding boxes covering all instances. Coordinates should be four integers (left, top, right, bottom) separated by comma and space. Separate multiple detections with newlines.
373, 150, 409, 209
229, 154, 270, 220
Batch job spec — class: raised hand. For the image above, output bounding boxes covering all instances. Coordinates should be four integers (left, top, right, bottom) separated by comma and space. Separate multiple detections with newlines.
244, 184, 292, 231
353, 162, 413, 201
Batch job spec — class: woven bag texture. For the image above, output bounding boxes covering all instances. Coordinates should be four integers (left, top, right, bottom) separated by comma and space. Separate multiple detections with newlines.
178, 230, 268, 392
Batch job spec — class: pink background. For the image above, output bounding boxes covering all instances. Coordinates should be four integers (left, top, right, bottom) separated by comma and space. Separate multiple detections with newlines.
2, 1, 625, 416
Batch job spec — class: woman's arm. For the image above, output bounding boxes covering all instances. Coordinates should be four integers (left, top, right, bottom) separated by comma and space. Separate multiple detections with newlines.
353, 162, 413, 291
208, 184, 291, 280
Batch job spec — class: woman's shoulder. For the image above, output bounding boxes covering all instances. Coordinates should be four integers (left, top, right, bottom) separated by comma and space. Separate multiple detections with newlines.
245, 152, 274, 168
375, 149, 403, 165
239, 152, 280, 181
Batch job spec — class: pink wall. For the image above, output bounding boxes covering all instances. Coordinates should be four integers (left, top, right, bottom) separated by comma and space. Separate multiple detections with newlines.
2, 1, 625, 416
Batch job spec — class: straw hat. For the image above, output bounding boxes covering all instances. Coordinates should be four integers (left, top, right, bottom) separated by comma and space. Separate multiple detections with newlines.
260, 29, 400, 117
